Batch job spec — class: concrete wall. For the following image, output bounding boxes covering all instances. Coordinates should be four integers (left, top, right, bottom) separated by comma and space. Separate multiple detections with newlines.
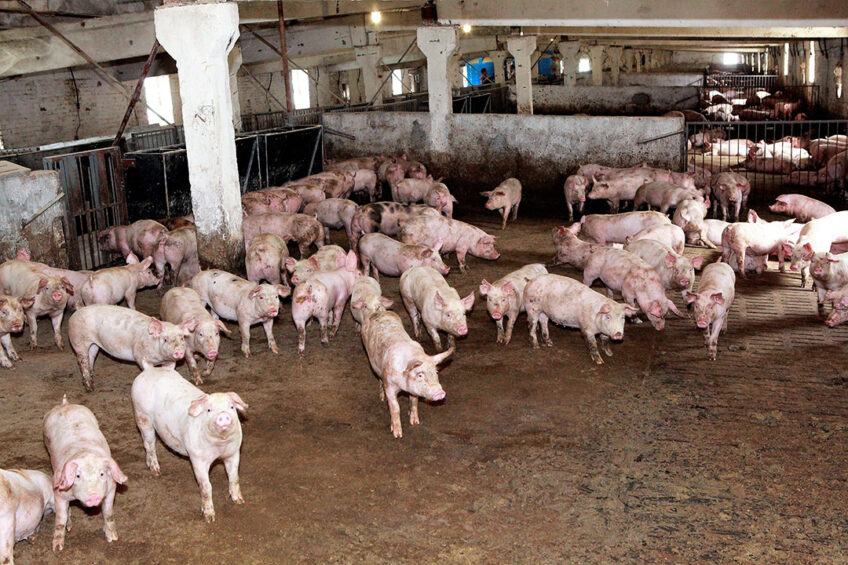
618, 72, 704, 87
323, 112, 683, 212
814, 39, 848, 119
669, 51, 725, 71
0, 162, 67, 266
525, 85, 700, 115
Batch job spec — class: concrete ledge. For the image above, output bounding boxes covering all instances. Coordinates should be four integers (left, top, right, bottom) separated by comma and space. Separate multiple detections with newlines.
524, 85, 701, 115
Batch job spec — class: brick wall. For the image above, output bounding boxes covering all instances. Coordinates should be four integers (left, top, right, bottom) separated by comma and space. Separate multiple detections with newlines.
237, 70, 288, 115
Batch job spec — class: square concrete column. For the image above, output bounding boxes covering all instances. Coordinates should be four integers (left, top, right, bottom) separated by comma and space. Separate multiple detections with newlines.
155, 1, 243, 270
558, 40, 580, 86
531, 49, 541, 80
417, 26, 459, 117
624, 48, 635, 73
355, 45, 383, 105
307, 67, 320, 108
228, 45, 242, 132
489, 50, 507, 84
635, 49, 643, 72
507, 35, 536, 114
589, 45, 605, 86
607, 46, 623, 85
451, 53, 465, 89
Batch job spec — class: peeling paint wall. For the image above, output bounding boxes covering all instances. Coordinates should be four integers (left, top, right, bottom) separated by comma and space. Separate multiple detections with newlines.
618, 72, 704, 87
524, 85, 700, 115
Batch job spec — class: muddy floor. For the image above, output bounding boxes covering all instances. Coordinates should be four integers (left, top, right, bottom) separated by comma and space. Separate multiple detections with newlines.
4, 209, 848, 565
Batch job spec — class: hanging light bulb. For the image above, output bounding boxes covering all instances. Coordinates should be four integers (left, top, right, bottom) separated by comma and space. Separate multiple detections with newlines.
462, 23, 472, 33
370, 10, 382, 24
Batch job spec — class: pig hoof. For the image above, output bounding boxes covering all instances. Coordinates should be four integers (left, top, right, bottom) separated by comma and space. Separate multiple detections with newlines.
193, 376, 204, 385
52, 540, 64, 552
0, 360, 12, 369
29, 343, 37, 351
270, 345, 280, 355
544, 339, 553, 347
8, 351, 19, 361
392, 428, 403, 439
594, 358, 604, 365
203, 512, 216, 523
532, 343, 540, 350
242, 351, 251, 359
232, 494, 245, 505
104, 529, 118, 543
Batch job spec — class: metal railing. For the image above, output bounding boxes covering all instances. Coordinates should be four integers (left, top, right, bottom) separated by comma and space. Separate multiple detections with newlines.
127, 125, 184, 151
705, 73, 778, 90
700, 85, 820, 111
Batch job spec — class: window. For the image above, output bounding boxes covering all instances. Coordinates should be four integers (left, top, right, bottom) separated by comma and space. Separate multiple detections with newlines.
391, 70, 403, 96
722, 52, 739, 66
783, 43, 789, 77
764, 51, 769, 73
808, 40, 816, 84
142, 74, 174, 126
578, 57, 591, 73
290, 69, 310, 109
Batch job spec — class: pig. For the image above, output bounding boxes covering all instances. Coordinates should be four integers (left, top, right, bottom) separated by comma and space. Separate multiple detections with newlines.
479, 263, 547, 345
77, 254, 160, 310
285, 244, 347, 285
823, 286, 848, 327
810, 252, 848, 315
571, 211, 671, 245
349, 202, 429, 250
576, 163, 614, 184
624, 238, 702, 298
688, 128, 727, 148
152, 226, 199, 287
242, 212, 324, 258
403, 160, 428, 179
131, 368, 246, 522
358, 233, 449, 281
0, 260, 73, 350
351, 169, 379, 202
563, 174, 588, 221
14, 257, 91, 310
721, 213, 797, 277
624, 224, 686, 255
290, 250, 358, 355
0, 295, 27, 369
769, 193, 836, 222
673, 199, 714, 249
586, 168, 657, 213
399, 265, 475, 350
632, 181, 705, 213
310, 170, 356, 199
286, 183, 326, 205
743, 150, 795, 174
685, 261, 736, 360
710, 172, 751, 221
97, 219, 167, 260
242, 189, 302, 215
399, 209, 500, 274
481, 178, 522, 230
391, 177, 439, 204
43, 396, 127, 551
790, 211, 848, 286
161, 287, 230, 385
551, 226, 608, 270
0, 468, 54, 565
361, 310, 452, 438
707, 139, 754, 156
303, 198, 358, 245
350, 276, 393, 327
425, 183, 457, 219
157, 215, 194, 230
190, 270, 289, 358
524, 273, 638, 364
68, 305, 191, 391
582, 247, 683, 330
246, 233, 289, 286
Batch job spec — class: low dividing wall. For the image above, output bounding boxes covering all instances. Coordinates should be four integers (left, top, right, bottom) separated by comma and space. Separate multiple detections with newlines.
323, 112, 683, 213
525, 85, 700, 115
619, 72, 704, 87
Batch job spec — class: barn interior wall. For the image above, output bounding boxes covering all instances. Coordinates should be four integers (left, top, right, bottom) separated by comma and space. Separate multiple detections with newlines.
524, 85, 700, 114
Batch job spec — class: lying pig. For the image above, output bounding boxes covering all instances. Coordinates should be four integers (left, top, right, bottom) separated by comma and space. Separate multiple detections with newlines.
0, 260, 72, 350
707, 139, 754, 156
97, 219, 167, 259
68, 305, 191, 391
190, 270, 289, 358
290, 250, 358, 355
479, 263, 547, 345
358, 233, 449, 281
350, 276, 393, 327
632, 181, 705, 214
77, 254, 160, 310
0, 468, 54, 564
524, 273, 637, 364
790, 211, 848, 287
131, 368, 247, 522
710, 172, 751, 222
481, 178, 522, 230
769, 193, 836, 222
0, 295, 27, 369
624, 238, 702, 298
625, 224, 686, 254
361, 310, 453, 438
399, 266, 474, 350
721, 213, 797, 277
563, 174, 588, 221
303, 198, 358, 245
285, 244, 347, 285
685, 261, 736, 359
246, 233, 289, 286
43, 396, 127, 551
399, 209, 500, 274
810, 252, 848, 315
673, 199, 713, 249
161, 287, 230, 384
152, 226, 199, 287
570, 211, 671, 245
242, 212, 324, 258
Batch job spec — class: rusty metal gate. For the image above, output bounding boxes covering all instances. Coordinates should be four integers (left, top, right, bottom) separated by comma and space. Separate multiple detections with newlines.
43, 147, 127, 270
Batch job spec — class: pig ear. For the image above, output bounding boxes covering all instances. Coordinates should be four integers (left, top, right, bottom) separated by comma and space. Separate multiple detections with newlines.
126, 253, 139, 264
624, 304, 639, 315
502, 281, 515, 295
664, 253, 676, 268
433, 238, 443, 253
18, 296, 35, 309
188, 394, 209, 417
461, 292, 475, 311
61, 277, 75, 295
649, 301, 664, 318
747, 210, 759, 223
106, 458, 128, 485
710, 292, 725, 305
430, 346, 454, 366
17, 247, 31, 260
54, 459, 79, 490
685, 292, 699, 304
275, 284, 291, 298
148, 318, 163, 337
215, 319, 232, 336
345, 250, 358, 272
0, 298, 6, 308
599, 303, 611, 314
433, 292, 446, 310
227, 392, 248, 412
379, 296, 393, 308
284, 257, 297, 272
405, 359, 424, 375
249, 286, 263, 299
421, 248, 433, 258
180, 318, 197, 334
140, 256, 154, 269
803, 242, 814, 253
480, 191, 493, 197
479, 280, 492, 295
691, 256, 704, 270
352, 299, 364, 310
37, 278, 48, 291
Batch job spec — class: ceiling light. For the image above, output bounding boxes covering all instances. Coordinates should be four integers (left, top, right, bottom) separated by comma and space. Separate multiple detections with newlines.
370, 10, 381, 24
462, 23, 472, 33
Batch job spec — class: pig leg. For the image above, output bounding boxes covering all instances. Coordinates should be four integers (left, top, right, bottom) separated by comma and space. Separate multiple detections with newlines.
511, 201, 519, 220
296, 320, 307, 357
707, 320, 722, 360
0, 511, 14, 564
238, 320, 252, 358
319, 315, 329, 346
77, 343, 98, 391
323, 227, 331, 245
402, 298, 422, 339
777, 244, 786, 273
600, 334, 613, 357
528, 309, 541, 349
386, 388, 403, 439
495, 317, 505, 344
52, 495, 70, 551
101, 484, 118, 542
582, 328, 603, 365
136, 412, 161, 476
202, 359, 216, 379
223, 452, 244, 504
426, 324, 443, 351
125, 287, 138, 310
733, 200, 741, 222
409, 396, 420, 426
189, 458, 216, 522
500, 207, 509, 230
576, 201, 584, 218
0, 341, 13, 368
566, 201, 573, 222
185, 350, 203, 385
51, 310, 65, 350
539, 313, 553, 347
0, 334, 17, 368
330, 300, 345, 337
456, 249, 469, 274
25, 309, 38, 350
816, 285, 827, 315
262, 318, 279, 354
735, 245, 748, 279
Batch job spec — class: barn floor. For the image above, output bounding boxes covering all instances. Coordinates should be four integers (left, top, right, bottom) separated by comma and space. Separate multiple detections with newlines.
4, 210, 848, 564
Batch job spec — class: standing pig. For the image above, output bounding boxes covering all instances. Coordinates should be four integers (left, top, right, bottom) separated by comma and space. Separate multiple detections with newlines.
0, 295, 28, 369
710, 172, 751, 221
303, 198, 358, 245
790, 211, 848, 287
287, 182, 326, 205
190, 270, 289, 358
285, 244, 347, 285
425, 184, 457, 219
359, 233, 449, 280
399, 210, 500, 274
625, 224, 686, 254
673, 199, 714, 248
624, 238, 702, 298
152, 226, 199, 287
97, 219, 167, 259
361, 310, 453, 438
551, 226, 608, 270
68, 305, 191, 391
524, 274, 637, 364
809, 252, 848, 314
769, 193, 836, 222
399, 266, 475, 350
15, 248, 90, 309
43, 396, 127, 551
161, 287, 230, 384
0, 260, 72, 350
348, 202, 429, 250
352, 169, 379, 202
350, 276, 393, 327
685, 261, 736, 359
77, 254, 160, 310
246, 233, 289, 286
479, 263, 548, 345
721, 213, 796, 277
563, 174, 588, 221
0, 468, 54, 565
823, 286, 848, 327
290, 250, 358, 355
131, 368, 247, 522
571, 211, 671, 245
481, 178, 522, 230
242, 212, 324, 258
632, 181, 705, 214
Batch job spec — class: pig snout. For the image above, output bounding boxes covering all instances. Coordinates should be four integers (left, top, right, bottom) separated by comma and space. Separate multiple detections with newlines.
52, 291, 64, 302
84, 494, 103, 507
679, 279, 690, 287
789, 264, 799, 271
456, 325, 468, 336
206, 349, 218, 360
10, 322, 23, 332
215, 412, 233, 430
430, 389, 446, 402
491, 312, 502, 320
612, 332, 623, 341
173, 349, 185, 360
696, 318, 708, 329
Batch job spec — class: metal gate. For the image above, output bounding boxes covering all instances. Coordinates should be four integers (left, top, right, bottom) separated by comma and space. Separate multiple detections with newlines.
43, 147, 127, 270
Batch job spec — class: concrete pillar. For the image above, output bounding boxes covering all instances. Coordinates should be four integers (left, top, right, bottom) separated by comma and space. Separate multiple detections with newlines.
316, 67, 333, 107
155, 1, 243, 270
228, 45, 242, 132
558, 40, 580, 86
507, 35, 536, 114
452, 54, 465, 89
417, 25, 458, 153
347, 70, 363, 103
624, 48, 635, 73
489, 50, 507, 84
531, 48, 541, 80
307, 67, 320, 108
589, 45, 605, 86
355, 45, 383, 105
607, 46, 623, 85
635, 49, 643, 72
